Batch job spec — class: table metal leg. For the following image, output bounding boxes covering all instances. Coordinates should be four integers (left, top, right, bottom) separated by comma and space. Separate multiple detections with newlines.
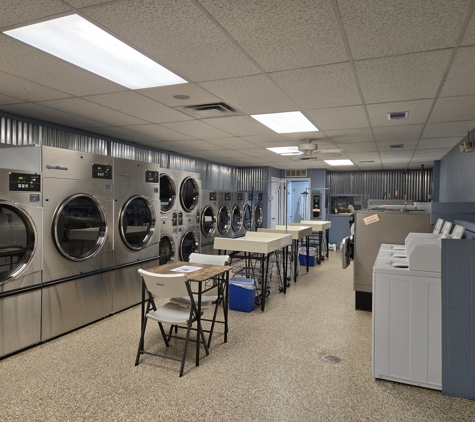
318, 231, 323, 265
326, 228, 330, 259
224, 270, 229, 343
196, 282, 202, 367
306, 236, 309, 272
140, 279, 146, 352
282, 246, 287, 294
293, 240, 298, 282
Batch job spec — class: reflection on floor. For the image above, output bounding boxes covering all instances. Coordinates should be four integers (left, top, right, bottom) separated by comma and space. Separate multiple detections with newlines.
1, 251, 474, 421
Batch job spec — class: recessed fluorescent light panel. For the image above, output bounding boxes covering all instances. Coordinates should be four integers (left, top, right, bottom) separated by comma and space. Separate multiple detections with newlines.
4, 14, 187, 89
267, 146, 303, 156
324, 159, 354, 166
251, 111, 319, 133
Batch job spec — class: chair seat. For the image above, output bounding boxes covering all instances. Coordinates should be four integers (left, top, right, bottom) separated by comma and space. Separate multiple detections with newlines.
171, 294, 218, 307
146, 302, 194, 324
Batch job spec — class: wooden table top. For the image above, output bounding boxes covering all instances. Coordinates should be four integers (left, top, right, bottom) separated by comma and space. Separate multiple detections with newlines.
147, 261, 233, 282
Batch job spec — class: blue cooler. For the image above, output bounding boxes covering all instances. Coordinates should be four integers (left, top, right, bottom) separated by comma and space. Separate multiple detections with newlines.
229, 277, 255, 312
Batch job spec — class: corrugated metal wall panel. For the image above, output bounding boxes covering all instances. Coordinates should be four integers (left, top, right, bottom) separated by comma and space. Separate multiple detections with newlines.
169, 155, 196, 172
1, 117, 39, 146
207, 164, 234, 190
237, 167, 268, 191
326, 170, 433, 208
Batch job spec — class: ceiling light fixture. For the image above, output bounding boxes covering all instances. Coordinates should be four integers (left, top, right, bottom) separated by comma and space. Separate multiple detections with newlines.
4, 14, 187, 89
267, 146, 303, 156
324, 159, 354, 166
251, 111, 319, 133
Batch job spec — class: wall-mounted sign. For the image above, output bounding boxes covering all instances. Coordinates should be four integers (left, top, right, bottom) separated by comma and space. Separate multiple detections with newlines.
363, 214, 380, 225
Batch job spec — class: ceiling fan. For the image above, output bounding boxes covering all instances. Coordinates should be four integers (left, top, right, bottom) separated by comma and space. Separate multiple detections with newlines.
293, 139, 346, 161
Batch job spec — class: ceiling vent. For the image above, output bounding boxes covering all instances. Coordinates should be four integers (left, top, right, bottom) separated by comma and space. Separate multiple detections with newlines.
358, 160, 375, 163
285, 169, 307, 177
390, 144, 404, 149
388, 111, 408, 120
174, 102, 243, 119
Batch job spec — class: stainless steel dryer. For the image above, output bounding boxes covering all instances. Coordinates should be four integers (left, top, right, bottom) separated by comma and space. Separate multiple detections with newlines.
0, 167, 43, 358
112, 157, 160, 312
159, 227, 177, 265
200, 190, 217, 255
216, 192, 232, 239
178, 171, 201, 261
41, 147, 114, 341
231, 192, 245, 238
254, 192, 264, 229
159, 170, 180, 264
243, 192, 254, 233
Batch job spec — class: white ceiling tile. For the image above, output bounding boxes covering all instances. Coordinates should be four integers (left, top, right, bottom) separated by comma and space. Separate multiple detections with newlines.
461, 10, 475, 46
0, 71, 73, 102
367, 99, 433, 127
338, 0, 468, 60
305, 106, 368, 130
345, 152, 382, 161
0, 0, 71, 27
0, 94, 23, 105
210, 150, 250, 158
422, 120, 475, 138
413, 148, 451, 157
80, 126, 153, 142
280, 131, 327, 142
240, 148, 278, 158
38, 98, 147, 126
64, 1, 116, 8
270, 63, 361, 109
0, 34, 124, 96
325, 128, 373, 143
83, 92, 193, 124
373, 125, 423, 141
380, 150, 415, 158
356, 50, 452, 103
160, 120, 233, 139
201, 0, 347, 72
377, 140, 418, 151
206, 138, 258, 151
336, 142, 378, 152
199, 74, 298, 114
120, 124, 195, 141
83, 0, 261, 82
429, 95, 475, 122
417, 137, 461, 149
440, 47, 475, 96
135, 83, 222, 107
204, 116, 275, 136
1, 102, 104, 128
171, 140, 227, 151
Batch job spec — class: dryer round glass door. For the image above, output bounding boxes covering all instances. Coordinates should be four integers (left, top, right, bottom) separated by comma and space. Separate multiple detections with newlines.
159, 234, 175, 265
179, 231, 199, 262
217, 205, 231, 235
201, 205, 216, 237
243, 204, 253, 230
254, 203, 263, 228
180, 177, 199, 212
160, 174, 176, 213
120, 195, 156, 250
0, 201, 36, 283
53, 194, 107, 261
232, 204, 243, 232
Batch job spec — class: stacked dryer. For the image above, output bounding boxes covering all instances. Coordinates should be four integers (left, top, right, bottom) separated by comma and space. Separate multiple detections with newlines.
200, 190, 217, 255
231, 192, 245, 238
112, 157, 160, 312
159, 170, 179, 265
254, 192, 264, 229
0, 145, 43, 357
216, 192, 233, 240
243, 192, 254, 233
41, 147, 114, 341
177, 171, 201, 261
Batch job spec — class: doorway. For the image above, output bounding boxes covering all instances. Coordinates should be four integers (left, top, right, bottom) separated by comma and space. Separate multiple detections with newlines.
287, 179, 310, 223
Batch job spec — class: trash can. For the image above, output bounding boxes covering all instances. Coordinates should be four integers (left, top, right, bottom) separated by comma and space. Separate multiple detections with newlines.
299, 247, 316, 267
229, 277, 256, 312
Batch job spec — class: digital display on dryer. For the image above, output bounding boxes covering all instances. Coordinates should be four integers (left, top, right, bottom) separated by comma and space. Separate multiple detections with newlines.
209, 192, 217, 201
92, 164, 112, 179
145, 170, 159, 183
9, 172, 41, 191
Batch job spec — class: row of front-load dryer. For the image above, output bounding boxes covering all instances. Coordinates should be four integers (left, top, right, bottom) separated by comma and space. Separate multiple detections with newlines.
0, 145, 202, 358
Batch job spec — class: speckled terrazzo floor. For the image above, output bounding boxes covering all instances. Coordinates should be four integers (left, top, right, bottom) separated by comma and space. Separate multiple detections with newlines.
1, 251, 474, 421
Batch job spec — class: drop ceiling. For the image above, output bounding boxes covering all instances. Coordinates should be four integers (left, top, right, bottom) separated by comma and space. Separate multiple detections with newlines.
1, 0, 475, 171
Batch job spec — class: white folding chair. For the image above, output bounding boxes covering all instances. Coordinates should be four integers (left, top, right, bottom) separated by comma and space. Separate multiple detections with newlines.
135, 269, 209, 377
171, 253, 230, 347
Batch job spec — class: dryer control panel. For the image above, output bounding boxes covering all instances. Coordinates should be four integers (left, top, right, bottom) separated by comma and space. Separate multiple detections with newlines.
92, 164, 112, 179
9, 172, 41, 192
145, 170, 159, 183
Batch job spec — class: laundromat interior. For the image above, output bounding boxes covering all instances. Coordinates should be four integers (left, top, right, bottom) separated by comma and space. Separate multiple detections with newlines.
1, 1, 475, 420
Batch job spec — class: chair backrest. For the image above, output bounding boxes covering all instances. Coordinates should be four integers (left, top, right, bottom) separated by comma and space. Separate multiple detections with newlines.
138, 269, 189, 299
189, 253, 230, 266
